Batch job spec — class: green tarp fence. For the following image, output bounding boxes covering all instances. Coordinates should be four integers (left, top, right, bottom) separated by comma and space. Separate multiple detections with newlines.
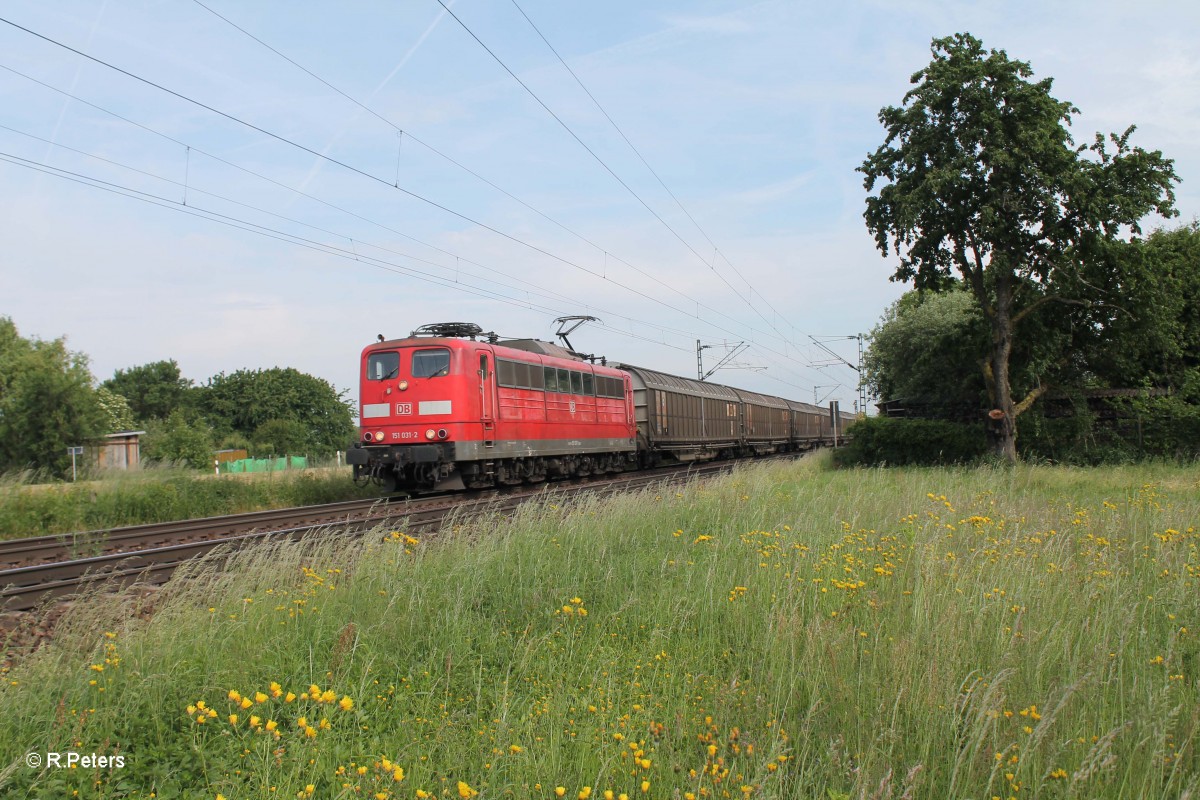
221, 456, 308, 473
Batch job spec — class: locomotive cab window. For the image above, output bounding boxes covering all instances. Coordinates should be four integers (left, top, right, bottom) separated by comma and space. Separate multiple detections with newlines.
582, 373, 594, 396
367, 352, 400, 381
412, 348, 451, 378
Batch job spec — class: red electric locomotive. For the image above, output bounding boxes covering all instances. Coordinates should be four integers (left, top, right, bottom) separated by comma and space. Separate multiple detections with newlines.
347, 323, 637, 493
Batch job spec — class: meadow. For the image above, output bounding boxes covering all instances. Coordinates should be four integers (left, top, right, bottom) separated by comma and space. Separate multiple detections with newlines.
0, 455, 1196, 799
0, 466, 381, 539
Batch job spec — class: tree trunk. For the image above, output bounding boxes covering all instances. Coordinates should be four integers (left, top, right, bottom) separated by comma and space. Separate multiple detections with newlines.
987, 273, 1018, 464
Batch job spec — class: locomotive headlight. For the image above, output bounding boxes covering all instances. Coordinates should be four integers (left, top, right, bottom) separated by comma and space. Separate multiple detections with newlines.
398, 380, 409, 391
437, 428, 448, 440
425, 429, 436, 440
363, 431, 373, 442
374, 430, 384, 442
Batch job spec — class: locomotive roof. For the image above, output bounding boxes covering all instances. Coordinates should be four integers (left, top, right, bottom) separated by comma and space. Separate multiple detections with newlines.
365, 335, 624, 372
494, 339, 583, 361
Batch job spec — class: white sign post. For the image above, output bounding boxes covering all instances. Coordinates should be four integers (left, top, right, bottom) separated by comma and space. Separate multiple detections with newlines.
67, 446, 84, 481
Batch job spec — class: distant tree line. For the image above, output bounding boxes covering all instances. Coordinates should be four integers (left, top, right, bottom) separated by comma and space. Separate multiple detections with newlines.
0, 317, 354, 477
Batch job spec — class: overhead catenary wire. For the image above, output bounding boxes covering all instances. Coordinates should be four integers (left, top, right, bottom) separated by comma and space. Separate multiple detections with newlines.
2, 62, 831, 377
507, 0, 799, 345
0, 147, 705, 359
4, 138, 842, 396
0, 19, 858, 396
185, 0, 777, 347
0, 15, 815, 362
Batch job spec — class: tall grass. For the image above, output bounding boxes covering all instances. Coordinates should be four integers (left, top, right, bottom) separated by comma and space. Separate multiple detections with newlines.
1, 456, 1196, 798
0, 466, 382, 539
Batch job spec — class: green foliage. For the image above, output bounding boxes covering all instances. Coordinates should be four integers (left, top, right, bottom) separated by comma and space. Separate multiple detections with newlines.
94, 386, 136, 434
251, 418, 311, 457
1015, 396, 1200, 465
194, 368, 354, 457
141, 410, 215, 469
832, 416, 987, 466
101, 359, 193, 423
0, 467, 376, 538
859, 32, 1179, 462
864, 288, 987, 405
1081, 224, 1200, 393
0, 317, 105, 476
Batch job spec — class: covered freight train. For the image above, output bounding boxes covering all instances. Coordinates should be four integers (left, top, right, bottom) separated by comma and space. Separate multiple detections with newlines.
346, 323, 854, 493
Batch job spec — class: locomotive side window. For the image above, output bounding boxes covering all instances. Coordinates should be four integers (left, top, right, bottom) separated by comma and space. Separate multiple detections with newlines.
544, 366, 559, 393
367, 352, 400, 381
582, 373, 594, 396
570, 371, 583, 395
557, 368, 571, 394
412, 348, 450, 378
497, 359, 516, 387
528, 363, 545, 390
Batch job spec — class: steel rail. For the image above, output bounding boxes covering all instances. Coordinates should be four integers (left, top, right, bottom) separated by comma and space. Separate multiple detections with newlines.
0, 455, 804, 612
0, 495, 444, 569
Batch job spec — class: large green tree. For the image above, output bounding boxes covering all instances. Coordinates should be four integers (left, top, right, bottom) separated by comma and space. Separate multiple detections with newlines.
859, 33, 1179, 462
193, 367, 354, 457
0, 317, 106, 476
141, 409, 216, 469
102, 359, 194, 423
864, 288, 987, 408
1080, 223, 1200, 396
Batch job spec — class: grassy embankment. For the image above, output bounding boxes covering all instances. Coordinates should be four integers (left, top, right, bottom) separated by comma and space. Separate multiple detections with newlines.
0, 455, 1197, 798
0, 466, 383, 540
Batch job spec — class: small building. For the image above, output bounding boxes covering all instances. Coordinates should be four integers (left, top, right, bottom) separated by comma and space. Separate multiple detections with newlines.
94, 430, 145, 470
215, 449, 249, 464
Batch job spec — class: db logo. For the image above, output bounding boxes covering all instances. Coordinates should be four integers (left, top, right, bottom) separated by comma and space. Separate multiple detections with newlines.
569, 400, 576, 414
395, 403, 412, 415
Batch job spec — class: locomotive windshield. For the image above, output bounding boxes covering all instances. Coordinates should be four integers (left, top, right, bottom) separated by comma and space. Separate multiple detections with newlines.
367, 352, 400, 381
412, 348, 451, 378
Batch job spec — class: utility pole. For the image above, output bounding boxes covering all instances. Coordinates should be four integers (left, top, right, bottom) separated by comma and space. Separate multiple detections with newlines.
696, 339, 748, 381
813, 385, 840, 404
809, 334, 867, 414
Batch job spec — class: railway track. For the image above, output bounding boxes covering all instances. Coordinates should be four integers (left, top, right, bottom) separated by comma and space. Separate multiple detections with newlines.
0, 455, 802, 613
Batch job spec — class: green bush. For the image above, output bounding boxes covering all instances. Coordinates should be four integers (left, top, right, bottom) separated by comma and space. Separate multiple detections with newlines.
833, 416, 987, 466
1017, 398, 1200, 465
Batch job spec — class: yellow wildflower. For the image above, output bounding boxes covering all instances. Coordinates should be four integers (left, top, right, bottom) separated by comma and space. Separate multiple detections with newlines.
339, 696, 354, 711
457, 781, 478, 799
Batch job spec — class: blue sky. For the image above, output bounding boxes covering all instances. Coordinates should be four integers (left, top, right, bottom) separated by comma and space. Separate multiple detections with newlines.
2, 0, 1197, 413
